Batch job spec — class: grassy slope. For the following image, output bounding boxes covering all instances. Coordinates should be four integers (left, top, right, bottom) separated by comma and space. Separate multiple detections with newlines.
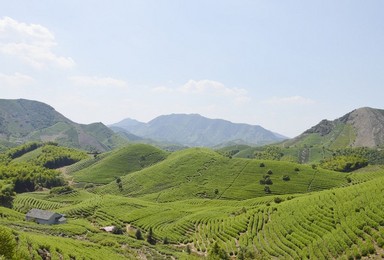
2, 166, 383, 259
96, 147, 348, 202
72, 143, 168, 184
1, 144, 384, 259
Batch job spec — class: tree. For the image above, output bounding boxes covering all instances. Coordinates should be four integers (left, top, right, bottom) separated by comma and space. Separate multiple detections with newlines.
282, 175, 290, 181
0, 226, 16, 259
112, 225, 124, 234
186, 244, 191, 254
135, 229, 143, 240
0, 184, 15, 208
237, 247, 255, 260
146, 227, 156, 245
264, 186, 271, 194
209, 242, 228, 260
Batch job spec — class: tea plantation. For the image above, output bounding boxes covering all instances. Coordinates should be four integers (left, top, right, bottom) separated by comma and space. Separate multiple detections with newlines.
1, 143, 384, 259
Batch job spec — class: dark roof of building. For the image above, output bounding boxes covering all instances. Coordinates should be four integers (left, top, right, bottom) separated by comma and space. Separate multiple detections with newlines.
26, 208, 60, 220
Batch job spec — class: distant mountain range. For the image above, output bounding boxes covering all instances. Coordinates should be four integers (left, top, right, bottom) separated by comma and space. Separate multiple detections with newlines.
110, 114, 287, 147
285, 107, 384, 149
0, 99, 126, 151
1, 99, 384, 151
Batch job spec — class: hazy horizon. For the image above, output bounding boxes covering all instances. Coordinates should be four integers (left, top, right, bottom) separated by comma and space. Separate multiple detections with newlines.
1, 1, 383, 137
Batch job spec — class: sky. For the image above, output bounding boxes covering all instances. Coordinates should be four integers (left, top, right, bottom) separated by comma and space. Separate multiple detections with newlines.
0, 1, 383, 137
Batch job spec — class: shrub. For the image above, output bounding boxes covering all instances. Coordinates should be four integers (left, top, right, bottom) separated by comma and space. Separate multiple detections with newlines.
274, 197, 283, 203
282, 175, 290, 181
146, 227, 156, 245
267, 169, 273, 175
50, 186, 74, 195
259, 162, 265, 167
264, 186, 271, 194
377, 238, 384, 248
0, 226, 16, 259
112, 225, 124, 235
84, 183, 95, 189
135, 229, 143, 240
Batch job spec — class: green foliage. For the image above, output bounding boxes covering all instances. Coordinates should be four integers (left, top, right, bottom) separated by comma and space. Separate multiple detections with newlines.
34, 145, 88, 169
209, 242, 229, 260
0, 226, 16, 259
135, 229, 143, 240
112, 225, 124, 235
264, 186, 271, 193
2, 142, 43, 162
320, 155, 368, 172
50, 186, 74, 195
274, 197, 283, 203
146, 227, 156, 245
0, 164, 65, 193
282, 175, 290, 181
332, 147, 384, 165
0, 183, 15, 207
254, 146, 283, 160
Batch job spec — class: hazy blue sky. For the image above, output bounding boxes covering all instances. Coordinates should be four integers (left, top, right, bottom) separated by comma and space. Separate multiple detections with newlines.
1, 1, 383, 137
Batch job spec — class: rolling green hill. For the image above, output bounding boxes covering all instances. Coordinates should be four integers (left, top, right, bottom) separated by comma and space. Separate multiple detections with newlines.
0, 165, 383, 259
95, 147, 349, 202
71, 143, 168, 184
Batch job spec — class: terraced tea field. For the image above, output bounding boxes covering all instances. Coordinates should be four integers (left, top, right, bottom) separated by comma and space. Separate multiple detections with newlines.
1, 144, 384, 259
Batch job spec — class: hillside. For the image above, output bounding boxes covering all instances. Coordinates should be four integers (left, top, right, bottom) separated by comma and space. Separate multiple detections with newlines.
1, 140, 384, 258
110, 114, 287, 147
96, 148, 348, 202
285, 107, 384, 149
1, 164, 383, 259
0, 99, 127, 151
69, 143, 168, 184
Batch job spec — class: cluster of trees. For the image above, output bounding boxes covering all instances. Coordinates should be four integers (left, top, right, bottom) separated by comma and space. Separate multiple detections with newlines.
332, 147, 384, 165
0, 164, 65, 207
0, 142, 88, 169
320, 155, 368, 172
0, 142, 89, 207
0, 142, 42, 164
0, 164, 65, 194
254, 146, 283, 160
34, 144, 88, 169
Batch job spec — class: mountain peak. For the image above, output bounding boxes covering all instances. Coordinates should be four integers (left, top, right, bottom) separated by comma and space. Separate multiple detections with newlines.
289, 107, 384, 149
111, 114, 286, 147
0, 98, 125, 151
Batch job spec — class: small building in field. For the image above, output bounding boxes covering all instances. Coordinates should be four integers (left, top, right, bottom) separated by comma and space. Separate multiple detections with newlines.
100, 226, 115, 232
26, 208, 66, 225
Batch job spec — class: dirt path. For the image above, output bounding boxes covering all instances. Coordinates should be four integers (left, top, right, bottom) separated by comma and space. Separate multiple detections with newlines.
218, 161, 249, 199
58, 166, 76, 186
